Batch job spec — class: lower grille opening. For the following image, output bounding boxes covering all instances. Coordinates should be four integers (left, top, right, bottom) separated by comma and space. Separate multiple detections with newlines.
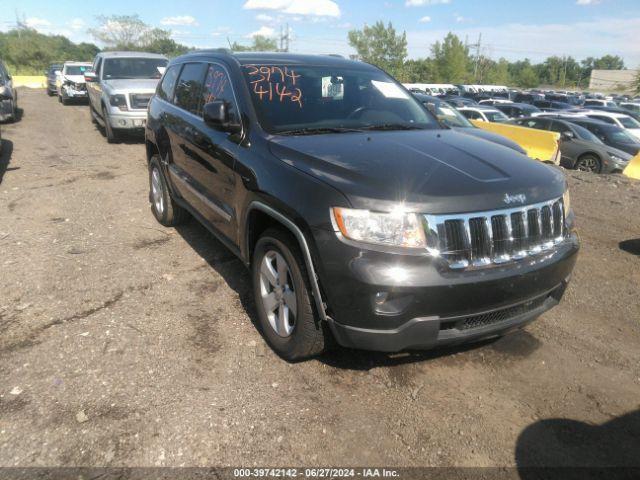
438, 293, 551, 332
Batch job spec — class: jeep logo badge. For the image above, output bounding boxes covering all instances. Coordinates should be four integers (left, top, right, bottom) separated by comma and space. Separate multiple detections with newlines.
503, 193, 527, 205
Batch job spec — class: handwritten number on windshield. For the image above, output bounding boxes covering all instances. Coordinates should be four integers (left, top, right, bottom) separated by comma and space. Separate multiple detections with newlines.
245, 65, 303, 108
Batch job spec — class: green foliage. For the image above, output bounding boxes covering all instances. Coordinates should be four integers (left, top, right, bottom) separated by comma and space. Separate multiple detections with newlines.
89, 15, 191, 57
430, 33, 471, 83
230, 35, 279, 52
348, 21, 408, 78
346, 25, 629, 90
0, 28, 99, 75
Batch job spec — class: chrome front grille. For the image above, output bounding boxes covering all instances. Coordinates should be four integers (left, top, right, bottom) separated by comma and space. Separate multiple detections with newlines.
129, 93, 152, 110
424, 197, 566, 270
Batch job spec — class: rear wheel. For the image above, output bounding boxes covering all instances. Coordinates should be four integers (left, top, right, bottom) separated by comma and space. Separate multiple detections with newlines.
252, 228, 329, 361
575, 154, 602, 173
148, 155, 189, 227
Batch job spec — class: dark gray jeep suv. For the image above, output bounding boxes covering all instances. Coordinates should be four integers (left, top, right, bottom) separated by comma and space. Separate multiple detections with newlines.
145, 51, 579, 361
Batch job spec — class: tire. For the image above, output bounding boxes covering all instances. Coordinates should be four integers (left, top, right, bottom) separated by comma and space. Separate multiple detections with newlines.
61, 93, 69, 106
90, 104, 98, 125
252, 228, 329, 361
102, 105, 119, 143
575, 154, 602, 173
148, 155, 189, 227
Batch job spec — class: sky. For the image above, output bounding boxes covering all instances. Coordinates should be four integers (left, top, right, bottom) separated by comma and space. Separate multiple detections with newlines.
1, 0, 639, 66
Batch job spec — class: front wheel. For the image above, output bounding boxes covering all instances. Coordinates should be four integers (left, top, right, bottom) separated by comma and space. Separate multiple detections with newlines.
102, 106, 119, 143
575, 154, 602, 173
252, 229, 329, 361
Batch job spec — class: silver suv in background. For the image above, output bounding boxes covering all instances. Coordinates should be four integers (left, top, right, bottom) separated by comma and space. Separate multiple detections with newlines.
85, 51, 168, 143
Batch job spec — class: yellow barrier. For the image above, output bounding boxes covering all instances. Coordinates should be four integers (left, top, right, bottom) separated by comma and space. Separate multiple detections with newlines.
471, 120, 560, 163
11, 75, 47, 88
623, 153, 640, 180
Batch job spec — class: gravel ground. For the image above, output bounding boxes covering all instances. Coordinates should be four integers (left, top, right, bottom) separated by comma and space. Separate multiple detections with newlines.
0, 88, 639, 472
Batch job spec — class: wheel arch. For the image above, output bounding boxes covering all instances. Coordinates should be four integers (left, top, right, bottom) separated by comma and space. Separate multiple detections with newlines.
244, 202, 329, 323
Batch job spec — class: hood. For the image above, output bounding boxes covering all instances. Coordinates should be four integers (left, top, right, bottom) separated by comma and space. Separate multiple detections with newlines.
454, 126, 527, 155
268, 129, 566, 214
102, 78, 160, 93
63, 75, 86, 84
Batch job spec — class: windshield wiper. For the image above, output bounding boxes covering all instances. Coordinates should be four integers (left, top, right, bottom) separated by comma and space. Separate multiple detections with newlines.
357, 123, 426, 131
278, 127, 365, 136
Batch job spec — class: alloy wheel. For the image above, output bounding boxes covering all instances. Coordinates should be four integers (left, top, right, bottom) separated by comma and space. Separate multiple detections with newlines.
259, 250, 297, 337
151, 167, 164, 216
577, 156, 599, 173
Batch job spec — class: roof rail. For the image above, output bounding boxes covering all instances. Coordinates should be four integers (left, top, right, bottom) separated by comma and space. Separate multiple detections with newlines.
193, 48, 234, 55
325, 54, 344, 58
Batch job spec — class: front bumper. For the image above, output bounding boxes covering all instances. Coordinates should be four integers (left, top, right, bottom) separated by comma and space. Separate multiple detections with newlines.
312, 228, 579, 352
108, 112, 147, 130
62, 86, 87, 98
329, 282, 566, 351
0, 98, 13, 120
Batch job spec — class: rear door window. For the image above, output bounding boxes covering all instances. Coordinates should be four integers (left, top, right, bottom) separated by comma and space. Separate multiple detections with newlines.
174, 63, 207, 115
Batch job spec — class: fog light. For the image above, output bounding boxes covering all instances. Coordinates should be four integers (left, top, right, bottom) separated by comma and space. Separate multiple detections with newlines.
371, 292, 413, 316
118, 119, 127, 126
374, 292, 389, 305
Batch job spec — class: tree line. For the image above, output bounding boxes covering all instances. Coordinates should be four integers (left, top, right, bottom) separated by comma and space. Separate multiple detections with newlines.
0, 15, 276, 75
0, 15, 636, 92
348, 21, 630, 90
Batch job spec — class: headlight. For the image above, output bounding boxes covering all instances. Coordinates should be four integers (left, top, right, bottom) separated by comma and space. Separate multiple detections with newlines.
562, 189, 571, 218
609, 154, 628, 164
331, 207, 426, 249
109, 94, 128, 110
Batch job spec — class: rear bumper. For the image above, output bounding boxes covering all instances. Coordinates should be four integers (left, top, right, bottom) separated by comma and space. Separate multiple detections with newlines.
328, 282, 566, 352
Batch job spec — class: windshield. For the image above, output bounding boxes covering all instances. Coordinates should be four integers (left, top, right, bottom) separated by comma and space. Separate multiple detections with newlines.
102, 58, 167, 80
573, 124, 603, 144
241, 64, 440, 134
435, 102, 473, 128
619, 116, 640, 129
484, 110, 508, 122
607, 128, 640, 144
65, 65, 90, 76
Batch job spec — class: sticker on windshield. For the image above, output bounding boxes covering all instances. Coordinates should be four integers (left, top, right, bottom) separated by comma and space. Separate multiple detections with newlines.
322, 76, 344, 100
371, 80, 409, 99
439, 107, 457, 116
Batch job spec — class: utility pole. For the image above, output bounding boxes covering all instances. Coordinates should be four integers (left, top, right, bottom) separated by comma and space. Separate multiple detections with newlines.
469, 33, 482, 82
278, 23, 290, 52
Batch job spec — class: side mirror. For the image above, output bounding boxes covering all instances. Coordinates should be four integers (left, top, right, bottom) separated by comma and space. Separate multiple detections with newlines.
562, 131, 575, 141
203, 100, 241, 133
84, 71, 98, 82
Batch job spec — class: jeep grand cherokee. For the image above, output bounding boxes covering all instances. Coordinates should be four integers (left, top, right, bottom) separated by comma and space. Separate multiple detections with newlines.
145, 51, 579, 361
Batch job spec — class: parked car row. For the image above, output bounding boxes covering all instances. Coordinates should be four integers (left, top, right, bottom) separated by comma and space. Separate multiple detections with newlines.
47, 52, 169, 143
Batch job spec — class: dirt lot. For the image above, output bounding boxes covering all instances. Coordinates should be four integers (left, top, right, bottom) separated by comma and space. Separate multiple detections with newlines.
0, 88, 639, 472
